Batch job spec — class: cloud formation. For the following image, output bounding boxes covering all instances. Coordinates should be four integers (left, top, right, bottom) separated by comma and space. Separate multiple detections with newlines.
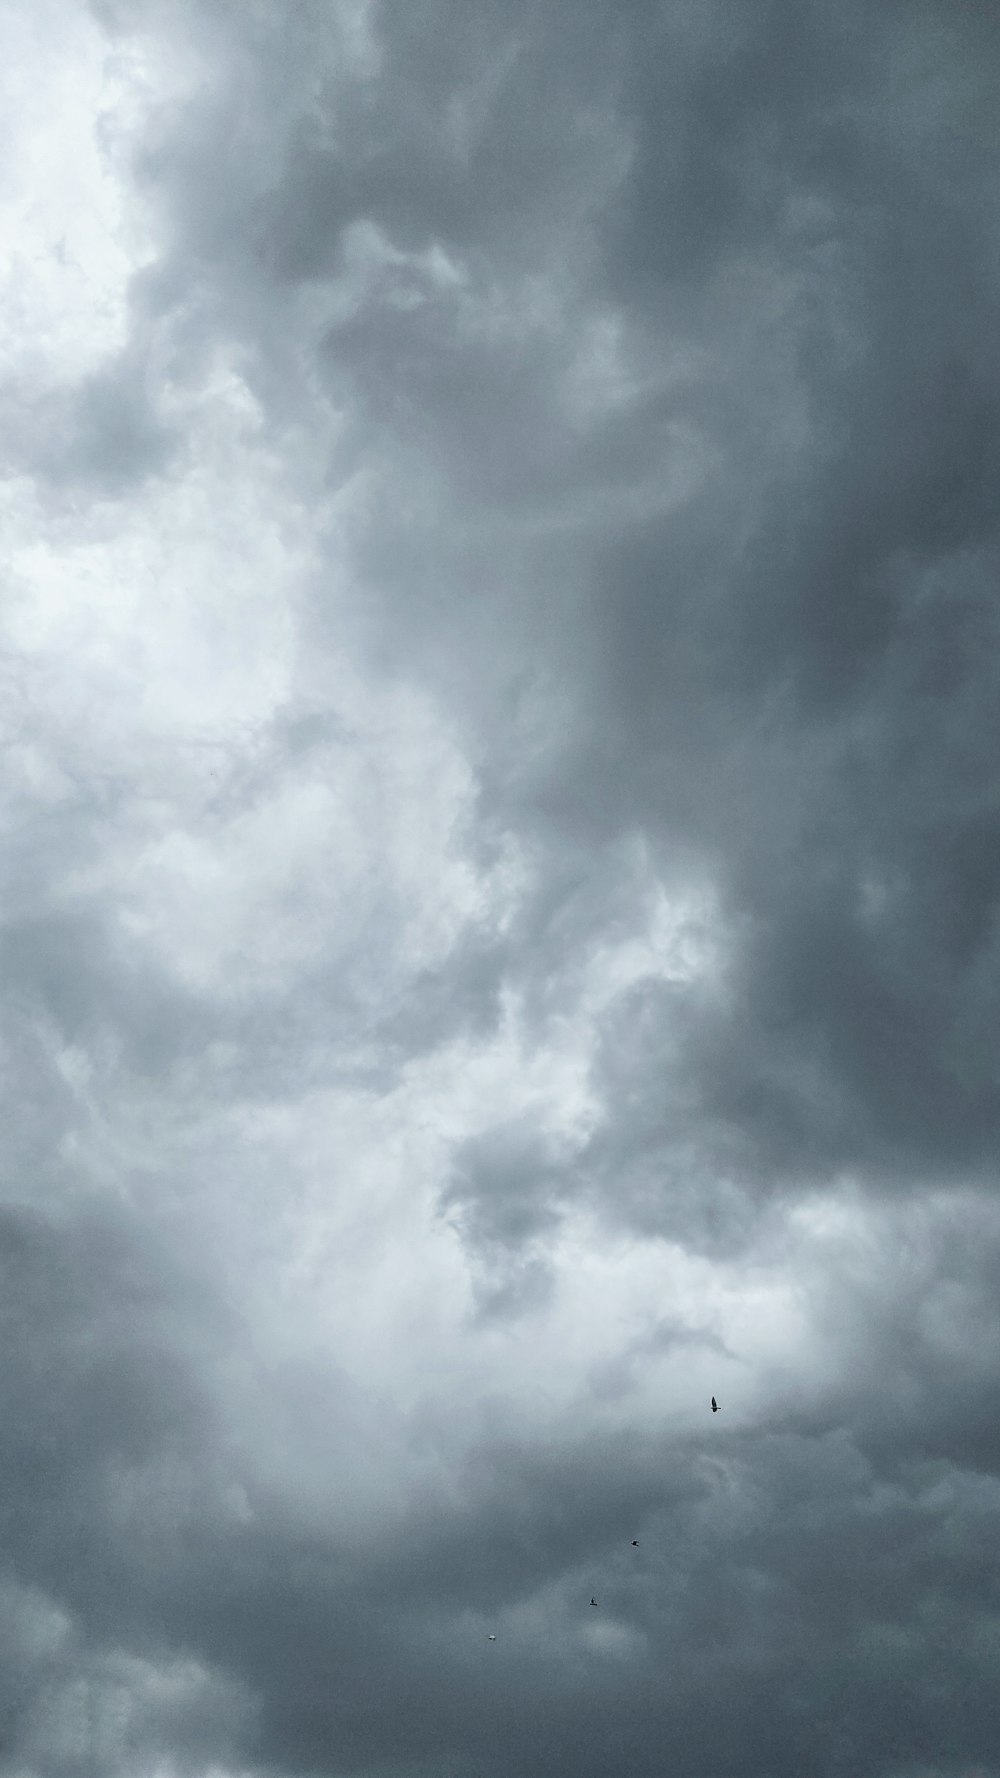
1, 0, 999, 1773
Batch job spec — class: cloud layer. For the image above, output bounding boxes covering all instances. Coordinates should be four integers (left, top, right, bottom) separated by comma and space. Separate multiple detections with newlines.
2, 1, 999, 1774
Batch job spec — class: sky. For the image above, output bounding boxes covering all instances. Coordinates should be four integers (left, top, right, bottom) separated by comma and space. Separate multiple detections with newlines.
1, 1, 999, 1774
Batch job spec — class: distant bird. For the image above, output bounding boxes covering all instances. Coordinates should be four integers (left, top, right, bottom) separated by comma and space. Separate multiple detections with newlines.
711, 1397, 719, 1413
488, 1634, 496, 1641
590, 1597, 598, 1607
631, 1540, 638, 1547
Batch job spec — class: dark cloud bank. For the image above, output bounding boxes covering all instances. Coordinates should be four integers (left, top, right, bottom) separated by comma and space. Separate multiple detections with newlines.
3, 1, 1000, 1774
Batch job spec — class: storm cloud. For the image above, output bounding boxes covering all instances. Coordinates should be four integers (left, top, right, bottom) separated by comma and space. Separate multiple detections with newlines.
1, 0, 999, 1773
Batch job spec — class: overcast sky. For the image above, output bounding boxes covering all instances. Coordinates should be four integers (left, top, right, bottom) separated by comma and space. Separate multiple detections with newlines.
2, 1, 999, 1774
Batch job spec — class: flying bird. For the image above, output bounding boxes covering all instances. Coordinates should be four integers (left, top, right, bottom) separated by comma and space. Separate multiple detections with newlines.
631, 1540, 638, 1547
711, 1397, 719, 1413
590, 1597, 598, 1607
488, 1634, 496, 1641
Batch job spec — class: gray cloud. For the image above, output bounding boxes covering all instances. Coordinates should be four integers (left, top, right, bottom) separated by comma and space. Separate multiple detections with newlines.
3, 0, 999, 1772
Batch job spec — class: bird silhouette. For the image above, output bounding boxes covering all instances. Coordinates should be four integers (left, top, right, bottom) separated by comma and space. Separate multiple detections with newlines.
631, 1540, 639, 1547
488, 1634, 496, 1641
590, 1597, 598, 1607
711, 1396, 719, 1412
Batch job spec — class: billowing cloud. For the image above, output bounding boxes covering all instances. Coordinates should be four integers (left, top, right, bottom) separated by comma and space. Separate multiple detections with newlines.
2, 0, 999, 1773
